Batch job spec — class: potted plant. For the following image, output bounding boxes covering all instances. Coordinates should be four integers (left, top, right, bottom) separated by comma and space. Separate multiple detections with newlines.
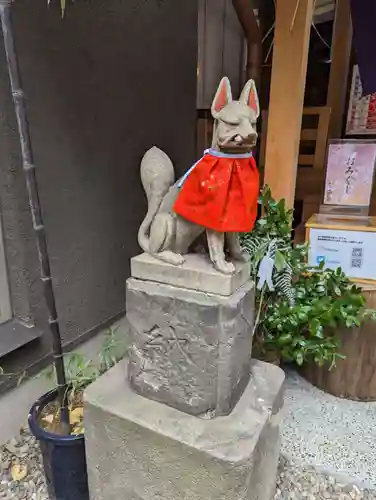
242, 187, 376, 368
28, 329, 126, 500
28, 360, 92, 500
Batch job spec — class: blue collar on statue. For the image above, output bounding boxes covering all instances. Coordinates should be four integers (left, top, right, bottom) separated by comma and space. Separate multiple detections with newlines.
177, 148, 252, 188
205, 148, 253, 159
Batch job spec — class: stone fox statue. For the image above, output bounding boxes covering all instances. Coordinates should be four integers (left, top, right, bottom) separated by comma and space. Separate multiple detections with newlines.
138, 77, 260, 275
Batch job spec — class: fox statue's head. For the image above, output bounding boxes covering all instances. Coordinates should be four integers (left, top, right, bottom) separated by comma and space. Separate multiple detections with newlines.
211, 77, 259, 153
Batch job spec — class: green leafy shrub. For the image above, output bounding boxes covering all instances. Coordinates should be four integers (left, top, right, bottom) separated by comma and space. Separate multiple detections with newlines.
261, 265, 376, 367
242, 186, 376, 368
242, 186, 308, 307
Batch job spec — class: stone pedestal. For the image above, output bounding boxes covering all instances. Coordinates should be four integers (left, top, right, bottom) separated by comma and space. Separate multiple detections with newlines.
84, 360, 285, 500
127, 274, 255, 417
131, 253, 251, 296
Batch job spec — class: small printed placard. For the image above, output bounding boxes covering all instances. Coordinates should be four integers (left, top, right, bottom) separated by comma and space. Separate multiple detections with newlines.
308, 228, 376, 281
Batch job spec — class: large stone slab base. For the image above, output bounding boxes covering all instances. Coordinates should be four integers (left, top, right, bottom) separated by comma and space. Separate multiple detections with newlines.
131, 253, 251, 296
127, 278, 255, 416
84, 360, 285, 500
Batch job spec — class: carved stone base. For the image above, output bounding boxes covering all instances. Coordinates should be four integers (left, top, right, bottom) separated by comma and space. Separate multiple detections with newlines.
126, 277, 255, 417
84, 360, 285, 500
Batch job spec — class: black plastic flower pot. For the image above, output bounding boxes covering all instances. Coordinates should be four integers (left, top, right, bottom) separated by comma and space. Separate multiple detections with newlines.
28, 388, 89, 500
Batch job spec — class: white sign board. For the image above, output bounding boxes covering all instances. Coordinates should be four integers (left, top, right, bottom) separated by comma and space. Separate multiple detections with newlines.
308, 228, 376, 281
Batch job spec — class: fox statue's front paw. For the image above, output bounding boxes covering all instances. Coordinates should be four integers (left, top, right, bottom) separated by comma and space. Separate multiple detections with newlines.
169, 253, 185, 266
155, 250, 185, 266
213, 259, 236, 275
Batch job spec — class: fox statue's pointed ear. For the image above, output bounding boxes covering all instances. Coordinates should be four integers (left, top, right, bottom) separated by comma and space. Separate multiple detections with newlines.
239, 80, 260, 119
211, 77, 232, 118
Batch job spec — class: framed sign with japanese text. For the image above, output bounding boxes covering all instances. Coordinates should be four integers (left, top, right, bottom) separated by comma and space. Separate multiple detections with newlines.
323, 140, 376, 211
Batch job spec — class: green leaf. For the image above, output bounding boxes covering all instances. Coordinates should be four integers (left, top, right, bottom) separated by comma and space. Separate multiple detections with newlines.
334, 286, 342, 297
17, 371, 27, 387
274, 250, 286, 272
262, 185, 272, 202
345, 317, 354, 328
295, 352, 304, 366
298, 312, 308, 321
309, 318, 324, 337
354, 317, 361, 327
278, 333, 293, 345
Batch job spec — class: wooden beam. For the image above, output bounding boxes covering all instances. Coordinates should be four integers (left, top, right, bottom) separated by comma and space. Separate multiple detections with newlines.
313, 106, 331, 169
327, 0, 353, 138
263, 0, 315, 207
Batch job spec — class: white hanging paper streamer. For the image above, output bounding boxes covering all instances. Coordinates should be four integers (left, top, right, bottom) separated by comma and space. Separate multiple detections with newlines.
257, 242, 275, 291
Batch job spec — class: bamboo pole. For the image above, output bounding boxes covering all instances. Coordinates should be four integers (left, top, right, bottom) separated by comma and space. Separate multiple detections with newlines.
0, 1, 70, 428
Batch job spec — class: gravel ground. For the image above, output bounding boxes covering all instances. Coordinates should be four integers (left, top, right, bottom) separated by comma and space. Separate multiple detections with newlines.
0, 428, 48, 499
282, 369, 376, 488
276, 456, 376, 499
1, 427, 376, 499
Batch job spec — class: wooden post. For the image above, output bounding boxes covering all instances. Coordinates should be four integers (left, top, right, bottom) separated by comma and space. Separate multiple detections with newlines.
327, 0, 353, 138
263, 0, 315, 207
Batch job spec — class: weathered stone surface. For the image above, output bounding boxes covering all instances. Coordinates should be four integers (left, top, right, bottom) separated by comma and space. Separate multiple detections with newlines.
126, 277, 255, 416
84, 360, 285, 500
131, 253, 251, 296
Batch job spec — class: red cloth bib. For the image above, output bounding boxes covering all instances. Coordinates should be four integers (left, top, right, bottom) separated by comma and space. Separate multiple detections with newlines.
174, 152, 259, 232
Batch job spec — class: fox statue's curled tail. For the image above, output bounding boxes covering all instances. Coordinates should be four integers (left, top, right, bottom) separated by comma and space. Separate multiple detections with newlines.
137, 146, 175, 255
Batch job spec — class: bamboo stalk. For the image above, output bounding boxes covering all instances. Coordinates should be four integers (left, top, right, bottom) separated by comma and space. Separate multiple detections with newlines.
0, 1, 70, 429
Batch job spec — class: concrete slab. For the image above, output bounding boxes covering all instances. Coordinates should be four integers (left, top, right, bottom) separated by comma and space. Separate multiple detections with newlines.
130, 252, 251, 296
84, 360, 285, 500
